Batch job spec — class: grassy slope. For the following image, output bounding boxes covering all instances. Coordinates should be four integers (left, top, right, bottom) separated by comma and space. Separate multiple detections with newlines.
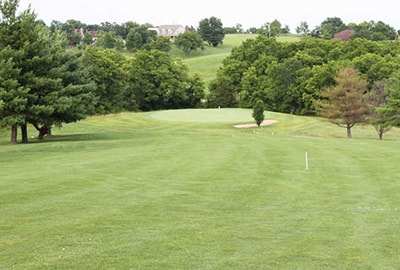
1, 109, 400, 269
173, 34, 300, 85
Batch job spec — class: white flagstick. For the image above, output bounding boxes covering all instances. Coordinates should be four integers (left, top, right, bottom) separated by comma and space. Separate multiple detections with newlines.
305, 152, 309, 170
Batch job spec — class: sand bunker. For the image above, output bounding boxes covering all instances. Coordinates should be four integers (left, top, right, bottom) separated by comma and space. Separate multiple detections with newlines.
233, 120, 278, 128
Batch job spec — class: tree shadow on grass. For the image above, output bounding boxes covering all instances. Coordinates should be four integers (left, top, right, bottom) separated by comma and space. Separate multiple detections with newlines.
29, 132, 129, 144
29, 133, 111, 143
0, 132, 130, 146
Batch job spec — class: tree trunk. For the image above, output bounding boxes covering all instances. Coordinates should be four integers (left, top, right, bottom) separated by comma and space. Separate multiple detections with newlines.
379, 131, 383, 140
10, 125, 17, 144
346, 126, 352, 139
21, 124, 28, 143
38, 126, 50, 140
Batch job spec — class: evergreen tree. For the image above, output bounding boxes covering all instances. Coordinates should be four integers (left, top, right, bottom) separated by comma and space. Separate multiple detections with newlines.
0, 0, 97, 143
252, 99, 265, 127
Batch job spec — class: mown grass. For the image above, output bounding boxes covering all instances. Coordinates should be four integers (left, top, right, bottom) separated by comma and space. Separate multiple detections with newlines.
174, 34, 300, 85
170, 34, 256, 85
1, 109, 400, 269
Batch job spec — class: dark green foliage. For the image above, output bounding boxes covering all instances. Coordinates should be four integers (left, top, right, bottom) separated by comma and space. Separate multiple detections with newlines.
376, 71, 400, 129
129, 50, 205, 111
82, 46, 128, 114
364, 80, 392, 140
125, 25, 157, 51
350, 21, 397, 41
321, 17, 347, 39
208, 76, 237, 108
149, 36, 172, 52
269, 20, 282, 37
211, 34, 400, 116
252, 99, 265, 127
59, 19, 85, 46
198, 17, 225, 47
0, 47, 29, 129
175, 31, 205, 57
0, 0, 97, 143
95, 31, 116, 48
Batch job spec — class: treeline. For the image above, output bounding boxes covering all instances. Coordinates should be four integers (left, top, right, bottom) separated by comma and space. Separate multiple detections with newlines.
0, 1, 205, 144
208, 35, 400, 138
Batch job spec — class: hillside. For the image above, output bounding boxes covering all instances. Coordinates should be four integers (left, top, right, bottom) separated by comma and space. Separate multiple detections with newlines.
174, 34, 300, 85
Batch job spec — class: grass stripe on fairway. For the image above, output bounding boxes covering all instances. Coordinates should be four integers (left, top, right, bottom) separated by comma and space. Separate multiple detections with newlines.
1, 109, 400, 269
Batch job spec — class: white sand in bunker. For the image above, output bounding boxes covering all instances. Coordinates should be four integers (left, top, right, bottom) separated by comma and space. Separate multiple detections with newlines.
233, 120, 278, 128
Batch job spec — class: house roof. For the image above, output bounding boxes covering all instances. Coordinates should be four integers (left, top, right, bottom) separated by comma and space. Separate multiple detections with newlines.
155, 25, 188, 37
334, 29, 355, 41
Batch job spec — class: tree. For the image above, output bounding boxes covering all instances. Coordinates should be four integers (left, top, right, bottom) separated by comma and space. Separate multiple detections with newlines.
247, 27, 258, 34
318, 17, 346, 39
186, 73, 205, 108
198, 17, 225, 47
269, 19, 282, 37
129, 49, 205, 111
375, 71, 400, 131
82, 31, 94, 45
149, 36, 171, 52
175, 31, 205, 57
351, 20, 397, 41
208, 75, 236, 108
364, 80, 391, 140
252, 99, 265, 127
0, 0, 50, 143
83, 46, 128, 114
125, 24, 157, 51
281, 25, 290, 34
224, 26, 238, 34
28, 45, 97, 140
0, 0, 97, 143
95, 31, 116, 48
60, 19, 85, 46
316, 68, 368, 139
296, 21, 310, 36
0, 47, 29, 144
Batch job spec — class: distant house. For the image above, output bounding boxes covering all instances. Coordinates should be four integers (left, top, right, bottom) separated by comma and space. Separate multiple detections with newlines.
152, 25, 189, 39
334, 29, 355, 41
74, 28, 85, 39
71, 28, 100, 46
86, 30, 101, 42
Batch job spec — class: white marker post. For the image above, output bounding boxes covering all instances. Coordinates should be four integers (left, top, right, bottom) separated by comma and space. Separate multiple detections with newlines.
305, 152, 309, 170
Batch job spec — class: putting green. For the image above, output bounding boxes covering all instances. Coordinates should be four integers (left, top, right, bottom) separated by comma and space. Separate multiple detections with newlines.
145, 108, 255, 123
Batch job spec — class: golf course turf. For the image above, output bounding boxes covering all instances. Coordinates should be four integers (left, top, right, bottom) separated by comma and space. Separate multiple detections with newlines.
1, 108, 400, 269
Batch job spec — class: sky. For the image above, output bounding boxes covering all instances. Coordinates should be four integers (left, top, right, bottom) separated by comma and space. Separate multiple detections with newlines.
17, 0, 400, 32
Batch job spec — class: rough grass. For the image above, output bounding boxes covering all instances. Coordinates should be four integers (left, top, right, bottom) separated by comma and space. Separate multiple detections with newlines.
1, 109, 400, 269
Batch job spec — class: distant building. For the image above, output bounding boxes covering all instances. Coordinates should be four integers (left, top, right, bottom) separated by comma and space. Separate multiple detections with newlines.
151, 25, 189, 39
334, 29, 355, 41
86, 30, 101, 42
71, 28, 100, 46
